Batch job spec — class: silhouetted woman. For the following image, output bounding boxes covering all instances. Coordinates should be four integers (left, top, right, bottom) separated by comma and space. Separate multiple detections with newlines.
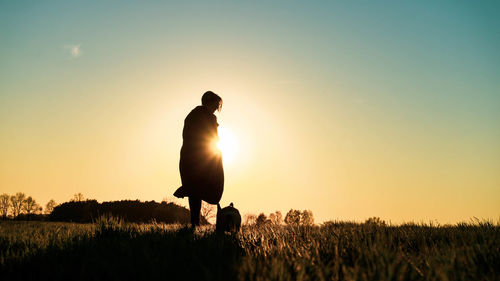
173, 91, 224, 227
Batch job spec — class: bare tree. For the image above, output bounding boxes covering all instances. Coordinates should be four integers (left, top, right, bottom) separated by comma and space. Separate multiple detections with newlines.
301, 210, 314, 226
72, 193, 85, 202
244, 214, 257, 225
0, 194, 10, 219
45, 199, 57, 214
10, 192, 26, 217
201, 202, 216, 224
284, 209, 301, 225
269, 211, 283, 225
22, 196, 41, 215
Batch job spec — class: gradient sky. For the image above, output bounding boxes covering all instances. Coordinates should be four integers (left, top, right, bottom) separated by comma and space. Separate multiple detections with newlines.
1, 0, 499, 223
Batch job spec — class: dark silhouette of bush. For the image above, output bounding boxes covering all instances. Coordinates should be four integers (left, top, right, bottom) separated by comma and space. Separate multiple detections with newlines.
50, 200, 99, 222
14, 214, 48, 221
49, 199, 207, 224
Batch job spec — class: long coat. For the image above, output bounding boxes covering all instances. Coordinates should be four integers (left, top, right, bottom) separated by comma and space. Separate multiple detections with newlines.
173, 106, 224, 204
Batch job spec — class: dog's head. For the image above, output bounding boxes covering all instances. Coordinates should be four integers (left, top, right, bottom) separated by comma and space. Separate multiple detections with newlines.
216, 202, 241, 233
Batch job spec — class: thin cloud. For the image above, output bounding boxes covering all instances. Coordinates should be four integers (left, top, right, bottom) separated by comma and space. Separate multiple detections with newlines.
63, 44, 82, 58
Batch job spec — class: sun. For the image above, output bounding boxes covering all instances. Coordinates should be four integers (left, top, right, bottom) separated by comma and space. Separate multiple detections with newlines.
217, 126, 238, 165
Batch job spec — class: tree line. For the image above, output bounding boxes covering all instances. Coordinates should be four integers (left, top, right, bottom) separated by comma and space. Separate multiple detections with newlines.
1, 192, 314, 226
0, 192, 56, 219
50, 199, 202, 224
0, 192, 205, 224
244, 209, 314, 226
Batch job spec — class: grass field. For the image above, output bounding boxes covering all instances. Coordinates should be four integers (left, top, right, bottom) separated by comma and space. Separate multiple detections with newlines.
0, 218, 499, 281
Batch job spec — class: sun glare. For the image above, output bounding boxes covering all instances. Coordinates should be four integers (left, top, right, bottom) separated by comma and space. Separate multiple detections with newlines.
217, 126, 238, 165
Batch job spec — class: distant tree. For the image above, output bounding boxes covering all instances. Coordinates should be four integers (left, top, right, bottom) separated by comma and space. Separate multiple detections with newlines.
23, 196, 42, 215
72, 193, 85, 202
45, 199, 57, 214
0, 194, 10, 218
301, 210, 314, 226
284, 209, 301, 225
365, 217, 386, 226
256, 213, 269, 226
201, 202, 216, 224
10, 192, 26, 217
244, 214, 256, 225
269, 211, 283, 225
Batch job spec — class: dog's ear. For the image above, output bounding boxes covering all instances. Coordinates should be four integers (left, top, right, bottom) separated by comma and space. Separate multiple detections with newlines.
217, 203, 221, 212
230, 202, 234, 207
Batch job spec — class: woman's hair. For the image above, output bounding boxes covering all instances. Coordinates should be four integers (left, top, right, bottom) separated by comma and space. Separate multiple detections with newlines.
201, 91, 223, 111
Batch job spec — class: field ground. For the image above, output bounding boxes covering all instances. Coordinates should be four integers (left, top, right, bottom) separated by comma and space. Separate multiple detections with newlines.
0, 218, 499, 281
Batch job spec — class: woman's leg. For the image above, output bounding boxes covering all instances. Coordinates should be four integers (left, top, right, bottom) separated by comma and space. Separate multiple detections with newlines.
188, 196, 201, 226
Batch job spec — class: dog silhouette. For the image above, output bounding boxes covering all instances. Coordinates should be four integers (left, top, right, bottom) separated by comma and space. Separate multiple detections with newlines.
216, 202, 241, 233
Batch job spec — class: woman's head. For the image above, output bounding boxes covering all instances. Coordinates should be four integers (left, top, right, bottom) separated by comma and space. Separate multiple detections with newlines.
202, 91, 223, 113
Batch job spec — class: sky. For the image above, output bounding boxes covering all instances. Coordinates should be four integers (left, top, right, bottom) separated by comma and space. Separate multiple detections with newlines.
1, 0, 499, 224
